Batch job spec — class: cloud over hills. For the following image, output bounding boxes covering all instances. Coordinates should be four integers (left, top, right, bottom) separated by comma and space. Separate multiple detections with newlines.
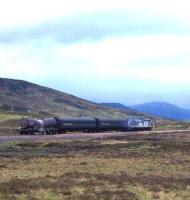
0, 0, 190, 108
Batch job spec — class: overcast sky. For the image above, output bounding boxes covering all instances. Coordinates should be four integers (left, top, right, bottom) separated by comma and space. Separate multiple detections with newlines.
0, 0, 190, 108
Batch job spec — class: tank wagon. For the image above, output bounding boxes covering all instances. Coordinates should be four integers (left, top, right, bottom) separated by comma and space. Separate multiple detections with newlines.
20, 117, 154, 135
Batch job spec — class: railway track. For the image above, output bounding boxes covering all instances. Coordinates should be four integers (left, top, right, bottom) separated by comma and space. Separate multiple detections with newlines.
0, 129, 190, 143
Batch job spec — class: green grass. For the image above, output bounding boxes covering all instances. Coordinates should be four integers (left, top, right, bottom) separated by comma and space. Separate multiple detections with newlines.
0, 112, 22, 122
0, 133, 190, 200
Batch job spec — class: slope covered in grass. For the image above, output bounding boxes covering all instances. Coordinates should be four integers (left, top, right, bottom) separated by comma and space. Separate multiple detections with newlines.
0, 77, 140, 118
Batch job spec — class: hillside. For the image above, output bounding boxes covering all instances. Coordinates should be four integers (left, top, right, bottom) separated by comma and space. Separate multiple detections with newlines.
100, 103, 129, 110
130, 101, 190, 121
0, 77, 142, 118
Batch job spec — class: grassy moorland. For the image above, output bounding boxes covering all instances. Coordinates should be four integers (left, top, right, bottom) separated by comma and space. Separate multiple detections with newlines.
0, 132, 190, 200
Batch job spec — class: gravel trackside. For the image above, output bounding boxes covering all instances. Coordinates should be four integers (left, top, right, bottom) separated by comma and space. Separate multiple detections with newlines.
0, 130, 190, 143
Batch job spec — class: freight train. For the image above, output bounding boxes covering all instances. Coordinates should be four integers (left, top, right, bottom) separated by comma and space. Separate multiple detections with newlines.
20, 117, 154, 135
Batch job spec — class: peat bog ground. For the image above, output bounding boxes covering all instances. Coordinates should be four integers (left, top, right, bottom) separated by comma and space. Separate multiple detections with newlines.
0, 131, 190, 200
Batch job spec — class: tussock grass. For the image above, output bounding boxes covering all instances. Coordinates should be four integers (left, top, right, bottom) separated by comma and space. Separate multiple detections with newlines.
0, 133, 190, 199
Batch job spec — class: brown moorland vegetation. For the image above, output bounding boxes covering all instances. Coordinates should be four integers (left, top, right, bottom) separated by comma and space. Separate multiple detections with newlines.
0, 131, 190, 200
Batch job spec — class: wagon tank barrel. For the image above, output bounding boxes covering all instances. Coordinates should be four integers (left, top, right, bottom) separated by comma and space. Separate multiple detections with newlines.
43, 118, 57, 128
20, 118, 38, 129
19, 116, 154, 135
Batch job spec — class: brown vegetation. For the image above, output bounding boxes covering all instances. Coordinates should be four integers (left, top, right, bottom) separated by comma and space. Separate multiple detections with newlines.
0, 131, 190, 199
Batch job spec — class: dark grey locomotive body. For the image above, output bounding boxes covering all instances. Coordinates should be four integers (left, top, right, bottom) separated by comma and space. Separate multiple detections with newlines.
20, 117, 154, 135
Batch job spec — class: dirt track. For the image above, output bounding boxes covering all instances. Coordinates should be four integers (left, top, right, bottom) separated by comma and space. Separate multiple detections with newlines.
0, 129, 190, 143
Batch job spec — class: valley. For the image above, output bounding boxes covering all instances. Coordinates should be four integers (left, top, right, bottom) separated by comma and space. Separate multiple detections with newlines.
0, 78, 190, 200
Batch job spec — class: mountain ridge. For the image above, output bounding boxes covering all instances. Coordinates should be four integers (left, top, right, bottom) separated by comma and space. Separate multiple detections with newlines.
100, 103, 129, 110
130, 101, 190, 121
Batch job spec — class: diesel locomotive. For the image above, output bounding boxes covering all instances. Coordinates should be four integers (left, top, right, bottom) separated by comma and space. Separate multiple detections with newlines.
20, 117, 154, 135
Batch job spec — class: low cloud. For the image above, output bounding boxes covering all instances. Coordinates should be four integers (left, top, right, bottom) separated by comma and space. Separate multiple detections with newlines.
0, 10, 189, 44
1, 0, 190, 108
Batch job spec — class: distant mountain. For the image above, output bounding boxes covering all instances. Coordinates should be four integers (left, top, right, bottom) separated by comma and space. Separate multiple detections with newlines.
130, 101, 190, 121
0, 77, 145, 118
100, 103, 129, 110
